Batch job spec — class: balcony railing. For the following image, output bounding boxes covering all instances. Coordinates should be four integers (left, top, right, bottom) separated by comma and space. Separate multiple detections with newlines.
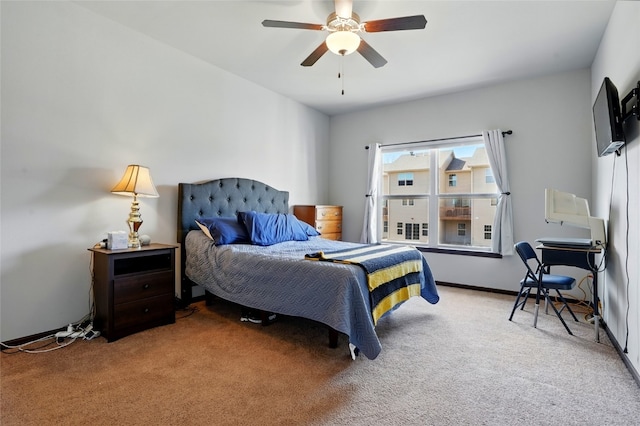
440, 207, 471, 219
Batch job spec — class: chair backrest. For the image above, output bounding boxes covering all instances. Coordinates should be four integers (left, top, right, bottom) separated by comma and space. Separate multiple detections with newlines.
515, 241, 537, 260
514, 241, 542, 282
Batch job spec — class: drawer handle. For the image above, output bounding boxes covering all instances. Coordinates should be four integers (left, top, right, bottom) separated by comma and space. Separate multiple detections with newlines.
143, 284, 150, 290
317, 225, 323, 230
337, 224, 342, 229
143, 307, 150, 314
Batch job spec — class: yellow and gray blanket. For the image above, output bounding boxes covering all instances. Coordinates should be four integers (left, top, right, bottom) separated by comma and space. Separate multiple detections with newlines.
305, 244, 424, 324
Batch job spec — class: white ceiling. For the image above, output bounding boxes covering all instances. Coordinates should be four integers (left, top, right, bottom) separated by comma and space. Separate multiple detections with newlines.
76, 0, 616, 116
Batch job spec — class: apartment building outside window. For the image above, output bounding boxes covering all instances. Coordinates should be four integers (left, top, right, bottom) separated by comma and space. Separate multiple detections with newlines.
380, 139, 499, 251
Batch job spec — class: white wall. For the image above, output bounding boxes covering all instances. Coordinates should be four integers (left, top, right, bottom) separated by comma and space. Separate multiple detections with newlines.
0, 2, 330, 341
330, 69, 594, 293
591, 1, 640, 376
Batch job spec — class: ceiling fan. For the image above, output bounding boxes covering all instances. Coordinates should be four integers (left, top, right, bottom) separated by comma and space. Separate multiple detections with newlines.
262, 0, 427, 68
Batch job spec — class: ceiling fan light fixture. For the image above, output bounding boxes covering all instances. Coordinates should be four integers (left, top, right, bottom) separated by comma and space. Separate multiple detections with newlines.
326, 31, 360, 56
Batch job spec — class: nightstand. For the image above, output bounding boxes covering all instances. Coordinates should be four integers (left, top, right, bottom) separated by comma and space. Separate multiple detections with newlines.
294, 205, 343, 240
88, 243, 177, 342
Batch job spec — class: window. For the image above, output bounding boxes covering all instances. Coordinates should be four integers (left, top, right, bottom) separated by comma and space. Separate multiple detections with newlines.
485, 169, 495, 184
380, 138, 499, 251
398, 172, 414, 186
484, 225, 492, 240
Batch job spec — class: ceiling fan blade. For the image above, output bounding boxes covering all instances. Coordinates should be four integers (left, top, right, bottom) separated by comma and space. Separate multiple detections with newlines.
334, 0, 353, 19
363, 15, 427, 32
301, 42, 329, 67
262, 20, 324, 31
357, 39, 387, 68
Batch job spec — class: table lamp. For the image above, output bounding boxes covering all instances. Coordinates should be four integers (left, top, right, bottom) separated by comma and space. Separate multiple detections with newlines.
111, 165, 159, 248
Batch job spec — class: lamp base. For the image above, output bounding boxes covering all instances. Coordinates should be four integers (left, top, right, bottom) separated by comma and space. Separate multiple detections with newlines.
128, 235, 141, 249
128, 219, 143, 249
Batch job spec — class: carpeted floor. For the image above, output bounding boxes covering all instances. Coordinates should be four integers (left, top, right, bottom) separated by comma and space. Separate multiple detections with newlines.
2, 285, 639, 425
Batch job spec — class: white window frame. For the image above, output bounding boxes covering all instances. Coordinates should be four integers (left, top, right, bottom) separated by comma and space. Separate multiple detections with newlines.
380, 136, 499, 253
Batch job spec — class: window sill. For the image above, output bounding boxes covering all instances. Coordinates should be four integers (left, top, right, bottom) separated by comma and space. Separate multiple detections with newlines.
416, 246, 502, 259
381, 240, 503, 258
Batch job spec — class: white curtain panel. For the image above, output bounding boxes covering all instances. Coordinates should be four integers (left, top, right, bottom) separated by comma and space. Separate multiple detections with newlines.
360, 143, 382, 244
483, 130, 514, 255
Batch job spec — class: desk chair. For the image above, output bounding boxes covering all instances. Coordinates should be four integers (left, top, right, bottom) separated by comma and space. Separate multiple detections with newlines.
510, 241, 579, 335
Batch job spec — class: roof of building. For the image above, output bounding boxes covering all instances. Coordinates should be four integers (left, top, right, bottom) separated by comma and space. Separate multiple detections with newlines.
445, 157, 467, 171
384, 146, 489, 173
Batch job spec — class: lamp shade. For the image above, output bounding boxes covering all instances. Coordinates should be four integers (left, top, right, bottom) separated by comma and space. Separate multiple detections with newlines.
326, 31, 360, 56
111, 165, 159, 198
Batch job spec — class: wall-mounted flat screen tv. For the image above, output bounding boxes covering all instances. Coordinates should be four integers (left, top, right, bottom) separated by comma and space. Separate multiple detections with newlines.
593, 77, 625, 157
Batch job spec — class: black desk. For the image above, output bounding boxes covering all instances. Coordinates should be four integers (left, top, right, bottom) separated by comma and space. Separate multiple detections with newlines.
537, 245, 602, 342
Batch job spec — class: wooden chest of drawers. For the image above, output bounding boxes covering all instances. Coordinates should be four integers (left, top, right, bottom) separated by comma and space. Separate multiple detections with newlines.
294, 205, 343, 241
89, 243, 177, 341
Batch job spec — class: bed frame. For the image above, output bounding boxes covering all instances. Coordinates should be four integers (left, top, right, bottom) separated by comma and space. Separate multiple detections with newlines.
177, 177, 289, 304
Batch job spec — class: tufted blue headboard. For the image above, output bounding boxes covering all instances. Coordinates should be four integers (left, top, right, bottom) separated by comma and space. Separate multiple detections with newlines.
177, 177, 289, 302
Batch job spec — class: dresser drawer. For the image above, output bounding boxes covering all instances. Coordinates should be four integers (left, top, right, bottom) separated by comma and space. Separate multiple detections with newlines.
114, 270, 174, 305
315, 220, 342, 235
114, 294, 174, 329
320, 232, 342, 241
315, 206, 342, 221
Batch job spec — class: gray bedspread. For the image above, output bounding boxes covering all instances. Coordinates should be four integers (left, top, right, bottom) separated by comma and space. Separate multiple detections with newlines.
185, 230, 439, 359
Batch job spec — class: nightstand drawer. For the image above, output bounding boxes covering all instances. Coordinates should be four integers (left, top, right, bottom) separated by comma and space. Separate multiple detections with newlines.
113, 294, 174, 329
114, 270, 174, 305
315, 206, 342, 220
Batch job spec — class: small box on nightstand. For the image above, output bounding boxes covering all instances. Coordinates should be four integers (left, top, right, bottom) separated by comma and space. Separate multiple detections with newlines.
107, 231, 128, 249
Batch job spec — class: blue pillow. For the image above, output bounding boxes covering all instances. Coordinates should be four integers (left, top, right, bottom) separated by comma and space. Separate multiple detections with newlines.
195, 217, 249, 245
298, 220, 320, 237
238, 211, 310, 246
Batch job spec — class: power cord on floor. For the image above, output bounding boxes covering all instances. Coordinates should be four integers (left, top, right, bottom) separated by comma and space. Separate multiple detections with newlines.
175, 297, 199, 319
0, 315, 99, 354
549, 274, 594, 321
1, 335, 78, 354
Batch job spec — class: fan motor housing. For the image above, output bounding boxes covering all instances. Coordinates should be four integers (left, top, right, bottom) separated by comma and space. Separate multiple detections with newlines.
326, 12, 361, 32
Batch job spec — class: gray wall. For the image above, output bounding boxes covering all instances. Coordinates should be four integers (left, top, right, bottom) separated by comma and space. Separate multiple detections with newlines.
590, 1, 639, 377
0, 2, 330, 341
329, 69, 594, 291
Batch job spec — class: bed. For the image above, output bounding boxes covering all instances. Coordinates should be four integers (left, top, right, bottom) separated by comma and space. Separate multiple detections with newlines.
177, 178, 439, 359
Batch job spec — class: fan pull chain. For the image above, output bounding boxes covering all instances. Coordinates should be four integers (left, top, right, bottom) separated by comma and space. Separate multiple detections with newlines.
338, 55, 345, 95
